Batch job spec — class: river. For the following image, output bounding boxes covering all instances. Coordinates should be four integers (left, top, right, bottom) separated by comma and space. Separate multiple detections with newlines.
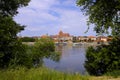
43, 44, 87, 74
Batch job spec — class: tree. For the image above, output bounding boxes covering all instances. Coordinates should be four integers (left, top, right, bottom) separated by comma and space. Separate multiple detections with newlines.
0, 0, 30, 16
77, 0, 120, 75
32, 38, 60, 67
85, 38, 120, 76
20, 37, 36, 42
0, 0, 30, 68
77, 0, 120, 36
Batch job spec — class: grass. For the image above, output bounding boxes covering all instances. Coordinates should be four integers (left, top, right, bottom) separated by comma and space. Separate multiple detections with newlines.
105, 70, 120, 78
0, 67, 88, 80
0, 67, 120, 80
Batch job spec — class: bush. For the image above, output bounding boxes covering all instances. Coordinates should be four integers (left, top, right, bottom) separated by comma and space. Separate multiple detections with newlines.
85, 38, 120, 76
0, 37, 60, 69
8, 42, 33, 68
32, 38, 60, 67
0, 40, 33, 69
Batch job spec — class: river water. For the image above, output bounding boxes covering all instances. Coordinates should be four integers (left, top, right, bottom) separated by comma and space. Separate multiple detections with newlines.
43, 44, 87, 74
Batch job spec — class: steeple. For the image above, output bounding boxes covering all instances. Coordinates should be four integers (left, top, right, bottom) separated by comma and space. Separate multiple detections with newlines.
59, 30, 63, 35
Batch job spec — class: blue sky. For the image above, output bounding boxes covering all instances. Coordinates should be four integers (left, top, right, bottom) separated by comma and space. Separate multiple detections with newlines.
14, 0, 96, 37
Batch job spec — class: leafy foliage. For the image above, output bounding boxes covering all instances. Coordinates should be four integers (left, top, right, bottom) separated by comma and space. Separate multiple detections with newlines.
85, 38, 120, 76
20, 37, 36, 42
32, 38, 60, 67
77, 0, 120, 35
0, 16, 24, 68
0, 0, 30, 68
77, 0, 120, 76
9, 44, 33, 68
0, 0, 30, 16
0, 0, 60, 69
105, 70, 120, 78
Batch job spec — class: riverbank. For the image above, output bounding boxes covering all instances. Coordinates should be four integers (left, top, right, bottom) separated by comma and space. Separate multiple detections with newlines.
22, 42, 109, 47
0, 67, 119, 80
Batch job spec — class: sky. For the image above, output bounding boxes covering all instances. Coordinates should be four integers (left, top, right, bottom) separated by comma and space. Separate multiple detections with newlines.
14, 0, 96, 37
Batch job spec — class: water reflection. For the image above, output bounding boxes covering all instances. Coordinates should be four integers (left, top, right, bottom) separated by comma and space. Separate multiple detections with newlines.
44, 45, 87, 74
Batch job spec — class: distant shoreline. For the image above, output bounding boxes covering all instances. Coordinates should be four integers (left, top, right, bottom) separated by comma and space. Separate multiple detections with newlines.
22, 42, 109, 47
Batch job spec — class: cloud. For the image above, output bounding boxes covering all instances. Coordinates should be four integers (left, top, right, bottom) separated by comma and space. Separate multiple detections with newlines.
14, 0, 96, 36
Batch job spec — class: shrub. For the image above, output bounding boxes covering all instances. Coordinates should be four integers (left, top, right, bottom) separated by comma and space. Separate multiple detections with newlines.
85, 38, 120, 76
32, 38, 60, 67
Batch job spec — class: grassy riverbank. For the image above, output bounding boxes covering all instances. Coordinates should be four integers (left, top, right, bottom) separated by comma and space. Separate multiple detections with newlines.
0, 67, 119, 80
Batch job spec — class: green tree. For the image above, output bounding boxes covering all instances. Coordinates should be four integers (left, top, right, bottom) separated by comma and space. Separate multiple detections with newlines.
77, 0, 120, 36
0, 0, 30, 16
0, 0, 30, 68
77, 0, 120, 75
20, 37, 36, 42
85, 38, 120, 76
32, 38, 60, 67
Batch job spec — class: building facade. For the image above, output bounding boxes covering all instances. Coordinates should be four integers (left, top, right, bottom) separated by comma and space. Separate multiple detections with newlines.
50, 30, 72, 42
